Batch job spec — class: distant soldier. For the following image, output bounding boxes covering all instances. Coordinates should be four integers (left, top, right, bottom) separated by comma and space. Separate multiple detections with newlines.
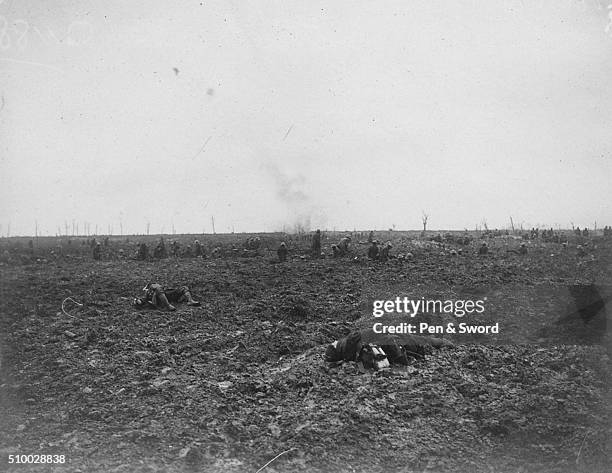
582, 228, 589, 237
133, 283, 200, 311
92, 242, 101, 260
136, 242, 149, 260
312, 229, 322, 256
367, 241, 379, 260
338, 236, 351, 253
1, 249, 10, 264
379, 242, 392, 262
518, 243, 528, 255
478, 242, 488, 255
103, 236, 109, 246
153, 238, 167, 258
574, 227, 582, 237
245, 237, 261, 251
277, 242, 288, 262
367, 231, 374, 243
171, 240, 180, 257
194, 239, 204, 257
332, 236, 351, 257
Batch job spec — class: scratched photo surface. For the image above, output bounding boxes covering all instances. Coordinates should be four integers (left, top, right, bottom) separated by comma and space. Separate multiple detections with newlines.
0, 1, 611, 472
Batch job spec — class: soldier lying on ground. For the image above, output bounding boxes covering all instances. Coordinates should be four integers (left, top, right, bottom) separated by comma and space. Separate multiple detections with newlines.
325, 329, 453, 369
507, 243, 528, 256
133, 283, 201, 311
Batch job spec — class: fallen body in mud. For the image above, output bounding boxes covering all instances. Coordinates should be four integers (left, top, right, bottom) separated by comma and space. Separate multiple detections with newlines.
325, 329, 454, 369
132, 283, 201, 311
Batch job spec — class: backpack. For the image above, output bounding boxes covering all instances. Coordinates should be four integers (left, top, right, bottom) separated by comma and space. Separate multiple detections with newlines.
358, 344, 390, 370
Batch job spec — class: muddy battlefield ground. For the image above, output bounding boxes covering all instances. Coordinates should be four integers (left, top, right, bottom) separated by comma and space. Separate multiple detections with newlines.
1, 232, 611, 472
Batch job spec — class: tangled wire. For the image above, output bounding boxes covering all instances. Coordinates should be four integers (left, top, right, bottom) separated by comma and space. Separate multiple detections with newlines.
61, 297, 83, 318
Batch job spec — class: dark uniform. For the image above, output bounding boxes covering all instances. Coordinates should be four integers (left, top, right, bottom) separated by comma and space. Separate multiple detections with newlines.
325, 330, 453, 367
367, 241, 379, 260
133, 283, 200, 311
136, 243, 149, 260
194, 240, 204, 257
333, 236, 351, 257
379, 242, 392, 261
311, 230, 321, 256
245, 237, 261, 251
277, 242, 288, 262
93, 242, 101, 260
153, 239, 167, 258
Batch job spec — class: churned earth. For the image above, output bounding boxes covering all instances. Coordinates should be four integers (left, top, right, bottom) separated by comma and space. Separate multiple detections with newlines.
1, 233, 610, 472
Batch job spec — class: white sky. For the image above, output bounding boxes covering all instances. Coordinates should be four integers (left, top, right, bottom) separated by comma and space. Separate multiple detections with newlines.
1, 0, 611, 235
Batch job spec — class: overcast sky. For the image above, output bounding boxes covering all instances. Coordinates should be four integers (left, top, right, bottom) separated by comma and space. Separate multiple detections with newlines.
1, 0, 611, 236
